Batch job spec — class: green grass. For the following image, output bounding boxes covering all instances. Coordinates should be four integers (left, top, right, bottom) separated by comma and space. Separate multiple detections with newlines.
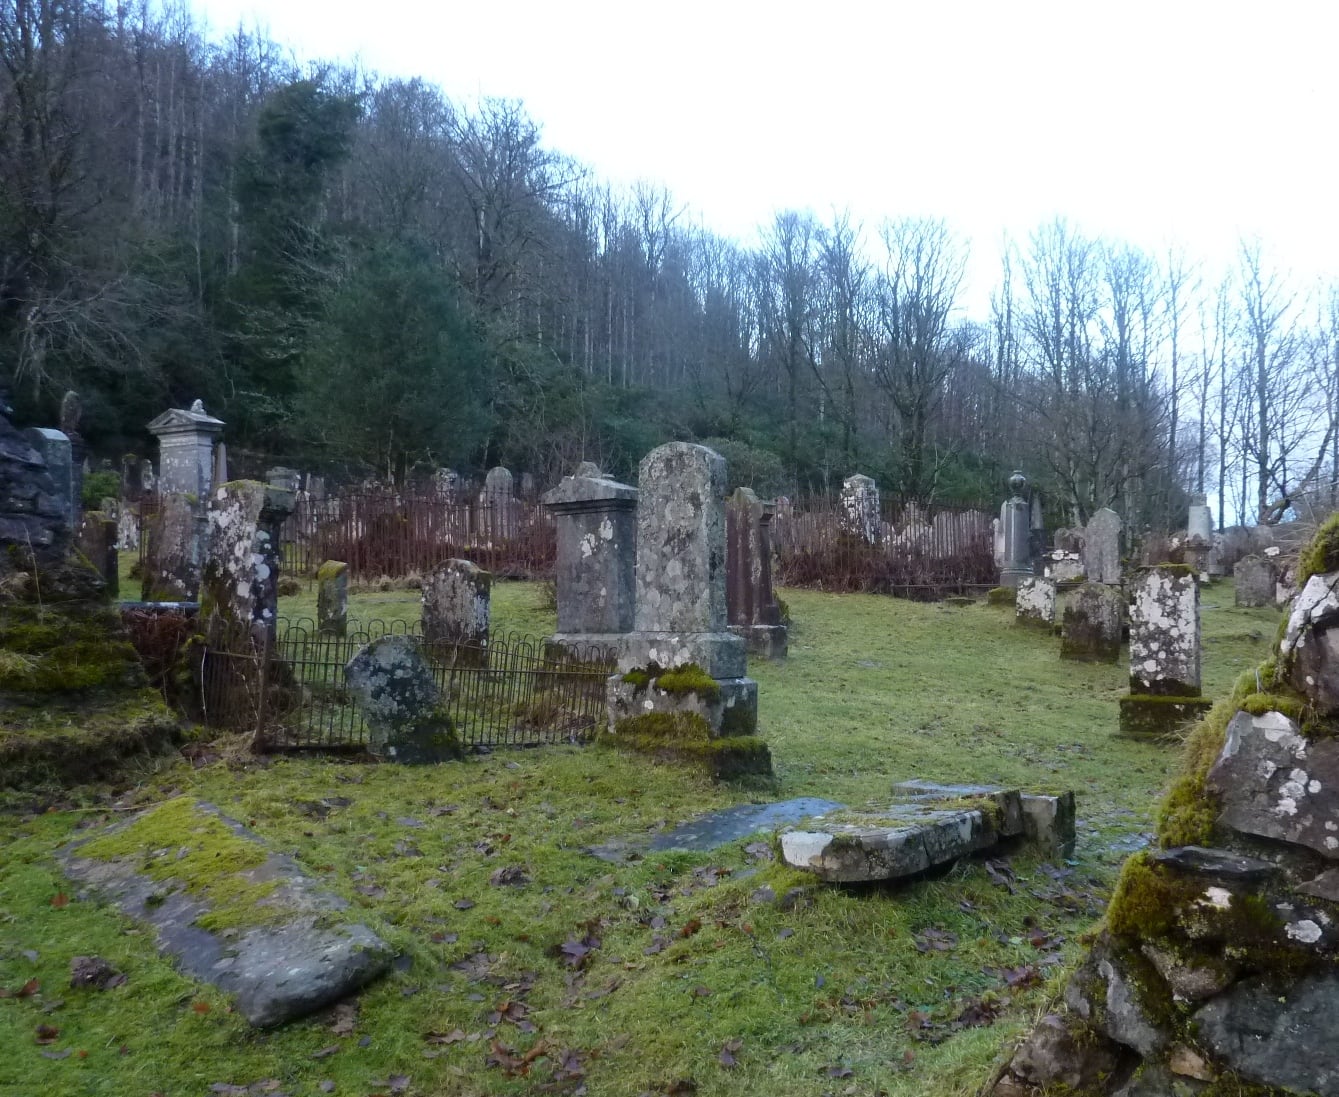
1, 579, 1279, 1096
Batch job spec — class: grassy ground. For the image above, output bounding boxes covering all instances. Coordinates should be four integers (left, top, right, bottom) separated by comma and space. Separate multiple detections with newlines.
0, 580, 1279, 1097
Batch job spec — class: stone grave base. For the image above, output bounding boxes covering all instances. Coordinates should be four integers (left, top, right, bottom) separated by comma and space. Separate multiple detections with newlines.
612, 630, 746, 678
729, 622, 788, 659
1118, 694, 1214, 738
608, 668, 758, 737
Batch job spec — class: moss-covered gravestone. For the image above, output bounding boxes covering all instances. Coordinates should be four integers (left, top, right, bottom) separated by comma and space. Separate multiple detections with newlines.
1118, 565, 1212, 737
201, 480, 295, 644
344, 635, 460, 762
421, 558, 491, 666
1060, 582, 1123, 663
316, 560, 348, 637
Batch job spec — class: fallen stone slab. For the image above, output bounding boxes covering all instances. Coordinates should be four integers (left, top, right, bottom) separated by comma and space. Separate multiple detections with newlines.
779, 803, 1003, 883
61, 797, 392, 1027
891, 780, 1025, 836
649, 798, 845, 852
893, 780, 1076, 857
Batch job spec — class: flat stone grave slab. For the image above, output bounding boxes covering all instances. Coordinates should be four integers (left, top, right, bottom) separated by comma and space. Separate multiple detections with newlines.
60, 797, 392, 1027
893, 779, 1075, 857
649, 798, 846, 852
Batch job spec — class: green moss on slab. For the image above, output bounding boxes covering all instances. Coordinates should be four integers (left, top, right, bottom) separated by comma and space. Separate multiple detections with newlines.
605, 712, 772, 779
718, 697, 758, 736
1118, 694, 1214, 739
986, 587, 1013, 606
1297, 512, 1339, 587
77, 797, 287, 931
619, 662, 722, 702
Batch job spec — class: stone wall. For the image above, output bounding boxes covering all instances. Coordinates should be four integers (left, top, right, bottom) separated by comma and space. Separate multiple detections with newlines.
0, 409, 71, 570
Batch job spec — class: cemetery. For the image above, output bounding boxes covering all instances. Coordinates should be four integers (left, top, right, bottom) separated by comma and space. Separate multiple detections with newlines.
1, 401, 1336, 1097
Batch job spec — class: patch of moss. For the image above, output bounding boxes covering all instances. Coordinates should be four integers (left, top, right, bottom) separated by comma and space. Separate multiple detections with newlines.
1239, 690, 1307, 723
1297, 512, 1339, 587
652, 663, 722, 701
77, 797, 286, 931
316, 560, 348, 582
605, 712, 771, 779
986, 587, 1013, 606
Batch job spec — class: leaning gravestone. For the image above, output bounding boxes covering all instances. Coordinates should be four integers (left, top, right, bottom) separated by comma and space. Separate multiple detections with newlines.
1060, 582, 1123, 663
1234, 554, 1276, 608
344, 635, 459, 761
1015, 576, 1056, 628
421, 558, 491, 664
1083, 507, 1122, 586
1118, 566, 1212, 736
317, 560, 348, 636
839, 473, 881, 545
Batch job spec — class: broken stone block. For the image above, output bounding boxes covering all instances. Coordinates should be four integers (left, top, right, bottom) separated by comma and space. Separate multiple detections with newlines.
1015, 575, 1056, 628
1020, 791, 1077, 858
1207, 709, 1339, 859
891, 780, 1025, 836
1060, 582, 1123, 663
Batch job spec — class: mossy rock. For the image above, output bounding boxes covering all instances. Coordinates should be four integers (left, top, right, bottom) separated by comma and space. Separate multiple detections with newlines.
620, 662, 721, 702
1118, 694, 1214, 739
1297, 512, 1339, 587
986, 587, 1014, 606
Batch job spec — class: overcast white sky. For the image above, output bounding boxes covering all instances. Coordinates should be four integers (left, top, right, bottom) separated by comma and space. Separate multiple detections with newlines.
192, 0, 1339, 318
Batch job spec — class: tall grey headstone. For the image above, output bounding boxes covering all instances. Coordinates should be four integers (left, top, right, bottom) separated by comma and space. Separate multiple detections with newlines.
1119, 566, 1212, 736
479, 466, 516, 537
141, 493, 202, 601
542, 472, 638, 646
726, 486, 787, 658
1084, 508, 1122, 586
201, 481, 296, 645
422, 559, 492, 663
839, 473, 881, 545
1185, 492, 1214, 578
146, 401, 224, 499
999, 471, 1032, 588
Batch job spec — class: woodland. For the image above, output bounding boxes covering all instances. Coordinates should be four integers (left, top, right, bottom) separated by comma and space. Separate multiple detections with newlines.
2, 0, 1336, 529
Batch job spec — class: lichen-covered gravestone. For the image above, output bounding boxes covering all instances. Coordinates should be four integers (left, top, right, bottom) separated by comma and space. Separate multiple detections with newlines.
200, 481, 295, 644
839, 473, 881, 545
1083, 507, 1122, 586
1015, 576, 1056, 628
1060, 582, 1123, 663
344, 635, 459, 761
317, 560, 348, 637
542, 470, 638, 651
1118, 566, 1212, 737
725, 486, 787, 658
421, 558, 492, 665
1234, 554, 1276, 608
606, 442, 769, 778
141, 492, 204, 601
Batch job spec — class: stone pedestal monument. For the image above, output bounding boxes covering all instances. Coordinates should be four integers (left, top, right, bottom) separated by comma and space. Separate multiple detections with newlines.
999, 471, 1033, 588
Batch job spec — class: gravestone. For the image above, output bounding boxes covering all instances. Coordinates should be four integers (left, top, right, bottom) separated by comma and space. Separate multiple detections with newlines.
116, 504, 140, 553
78, 511, 119, 597
606, 442, 767, 775
1119, 566, 1212, 736
265, 466, 301, 494
200, 481, 296, 644
121, 454, 142, 503
141, 493, 203, 601
542, 471, 638, 649
1185, 492, 1214, 578
999, 471, 1033, 588
1234, 554, 1275, 608
139, 458, 156, 496
422, 559, 492, 663
1084, 507, 1122, 586
479, 466, 516, 538
434, 468, 460, 499
839, 473, 881, 544
573, 460, 602, 478
146, 400, 223, 499
344, 636, 458, 761
1015, 576, 1056, 628
1060, 582, 1123, 662
59, 390, 84, 529
1043, 549, 1085, 585
519, 471, 536, 501
725, 486, 788, 658
317, 560, 348, 637
212, 441, 228, 489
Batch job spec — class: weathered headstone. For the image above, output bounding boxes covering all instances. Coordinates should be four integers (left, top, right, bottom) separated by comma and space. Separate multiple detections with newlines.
1015, 575, 1056, 628
1118, 566, 1212, 736
317, 560, 349, 637
1060, 582, 1123, 663
344, 636, 459, 761
265, 466, 301, 495
422, 559, 491, 663
542, 472, 637, 649
1043, 549, 1085, 585
146, 400, 224, 499
606, 443, 767, 774
141, 493, 203, 601
77, 511, 119, 597
212, 441, 228, 489
519, 471, 536, 501
999, 471, 1032, 588
478, 466, 516, 538
433, 467, 460, 499
1083, 507, 1122, 586
1185, 492, 1214, 578
839, 473, 881, 545
59, 390, 84, 529
725, 486, 787, 658
200, 481, 296, 644
1234, 554, 1276, 608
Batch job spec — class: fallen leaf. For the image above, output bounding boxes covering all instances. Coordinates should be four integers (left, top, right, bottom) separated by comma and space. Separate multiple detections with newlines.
50, 893, 69, 909
35, 1024, 60, 1045
718, 1038, 742, 1068
191, 1001, 211, 1014
679, 918, 702, 938
330, 1001, 358, 1037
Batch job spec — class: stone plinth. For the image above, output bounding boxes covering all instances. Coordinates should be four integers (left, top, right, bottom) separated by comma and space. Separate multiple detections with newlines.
839, 473, 881, 545
1015, 576, 1056, 628
422, 559, 492, 663
317, 560, 348, 637
1234, 555, 1276, 608
1083, 507, 1122, 586
726, 487, 787, 658
542, 473, 637, 647
146, 401, 224, 499
201, 481, 296, 644
1119, 565, 1212, 736
1060, 582, 1123, 663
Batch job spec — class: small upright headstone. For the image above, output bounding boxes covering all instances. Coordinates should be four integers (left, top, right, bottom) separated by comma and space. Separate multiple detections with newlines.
839, 474, 881, 545
725, 486, 787, 658
345, 636, 458, 761
479, 466, 516, 537
77, 511, 118, 597
542, 471, 638, 647
139, 458, 156, 497
999, 471, 1032, 588
317, 561, 349, 636
519, 472, 536, 501
1060, 582, 1123, 663
422, 559, 492, 662
1119, 566, 1212, 736
141, 493, 202, 601
1015, 576, 1056, 628
1234, 555, 1276, 608
1084, 508, 1122, 586
212, 442, 228, 490
58, 391, 83, 529
1185, 493, 1214, 579
434, 468, 460, 499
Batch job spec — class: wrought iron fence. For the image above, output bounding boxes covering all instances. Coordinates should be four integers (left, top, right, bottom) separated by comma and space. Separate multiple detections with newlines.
199, 617, 615, 752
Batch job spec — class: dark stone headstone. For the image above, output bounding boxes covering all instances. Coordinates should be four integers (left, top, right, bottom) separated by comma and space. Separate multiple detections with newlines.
1060, 582, 1123, 663
726, 486, 787, 658
1234, 555, 1276, 608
